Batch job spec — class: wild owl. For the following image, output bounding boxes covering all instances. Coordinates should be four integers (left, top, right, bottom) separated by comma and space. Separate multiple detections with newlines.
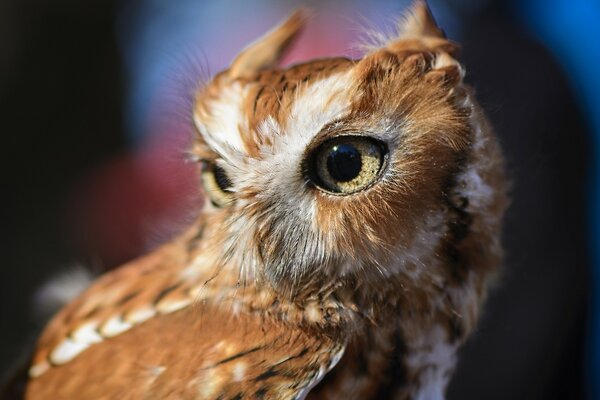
22, 1, 507, 399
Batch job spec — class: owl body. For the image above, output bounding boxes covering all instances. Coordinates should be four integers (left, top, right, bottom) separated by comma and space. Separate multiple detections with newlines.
23, 2, 507, 399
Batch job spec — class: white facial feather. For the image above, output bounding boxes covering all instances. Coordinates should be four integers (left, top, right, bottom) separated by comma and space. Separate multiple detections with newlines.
281, 71, 354, 152
193, 81, 249, 164
196, 72, 359, 287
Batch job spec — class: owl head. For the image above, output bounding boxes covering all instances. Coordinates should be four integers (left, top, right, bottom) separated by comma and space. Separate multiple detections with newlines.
192, 1, 506, 302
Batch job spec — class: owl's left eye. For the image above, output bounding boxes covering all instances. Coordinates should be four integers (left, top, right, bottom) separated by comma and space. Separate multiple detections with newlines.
200, 161, 234, 207
307, 136, 387, 194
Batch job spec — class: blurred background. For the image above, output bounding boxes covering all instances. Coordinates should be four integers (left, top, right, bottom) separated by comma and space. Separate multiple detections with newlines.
1, 0, 598, 398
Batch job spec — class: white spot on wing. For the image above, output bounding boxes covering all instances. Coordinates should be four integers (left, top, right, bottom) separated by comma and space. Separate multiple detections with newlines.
71, 321, 103, 345
29, 361, 50, 378
100, 316, 133, 338
49, 338, 90, 365
125, 307, 157, 324
232, 362, 247, 382
156, 297, 193, 314
150, 365, 166, 377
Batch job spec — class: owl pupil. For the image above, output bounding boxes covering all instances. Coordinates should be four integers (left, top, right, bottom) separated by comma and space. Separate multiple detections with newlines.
213, 165, 233, 191
326, 144, 362, 182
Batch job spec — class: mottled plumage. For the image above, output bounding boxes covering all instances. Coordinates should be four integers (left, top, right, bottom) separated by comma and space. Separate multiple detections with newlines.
24, 2, 507, 399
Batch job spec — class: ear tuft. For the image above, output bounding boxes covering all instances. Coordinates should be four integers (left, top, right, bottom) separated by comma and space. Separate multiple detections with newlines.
229, 9, 309, 79
399, 0, 445, 39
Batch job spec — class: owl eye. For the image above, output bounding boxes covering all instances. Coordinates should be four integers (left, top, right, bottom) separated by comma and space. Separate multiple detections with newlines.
200, 161, 234, 207
308, 136, 387, 194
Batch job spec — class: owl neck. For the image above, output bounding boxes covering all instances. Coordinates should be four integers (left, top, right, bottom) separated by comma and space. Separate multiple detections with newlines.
183, 218, 463, 398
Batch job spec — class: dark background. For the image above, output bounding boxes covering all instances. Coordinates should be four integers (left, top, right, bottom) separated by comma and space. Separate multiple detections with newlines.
0, 0, 127, 369
0, 1, 591, 399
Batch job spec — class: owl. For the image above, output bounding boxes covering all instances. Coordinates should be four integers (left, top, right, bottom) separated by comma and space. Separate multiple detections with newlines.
22, 1, 507, 399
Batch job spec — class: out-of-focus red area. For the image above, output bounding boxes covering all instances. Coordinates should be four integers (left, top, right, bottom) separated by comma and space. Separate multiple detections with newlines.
67, 129, 202, 269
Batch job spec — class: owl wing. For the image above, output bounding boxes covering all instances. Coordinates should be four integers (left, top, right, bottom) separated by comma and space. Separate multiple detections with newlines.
27, 301, 345, 399
26, 238, 346, 399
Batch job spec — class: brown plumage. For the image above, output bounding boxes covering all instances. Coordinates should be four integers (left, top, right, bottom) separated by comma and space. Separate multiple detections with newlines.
24, 1, 508, 399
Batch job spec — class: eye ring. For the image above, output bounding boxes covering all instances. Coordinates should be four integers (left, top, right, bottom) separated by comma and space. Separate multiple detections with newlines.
306, 136, 388, 195
200, 160, 234, 207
